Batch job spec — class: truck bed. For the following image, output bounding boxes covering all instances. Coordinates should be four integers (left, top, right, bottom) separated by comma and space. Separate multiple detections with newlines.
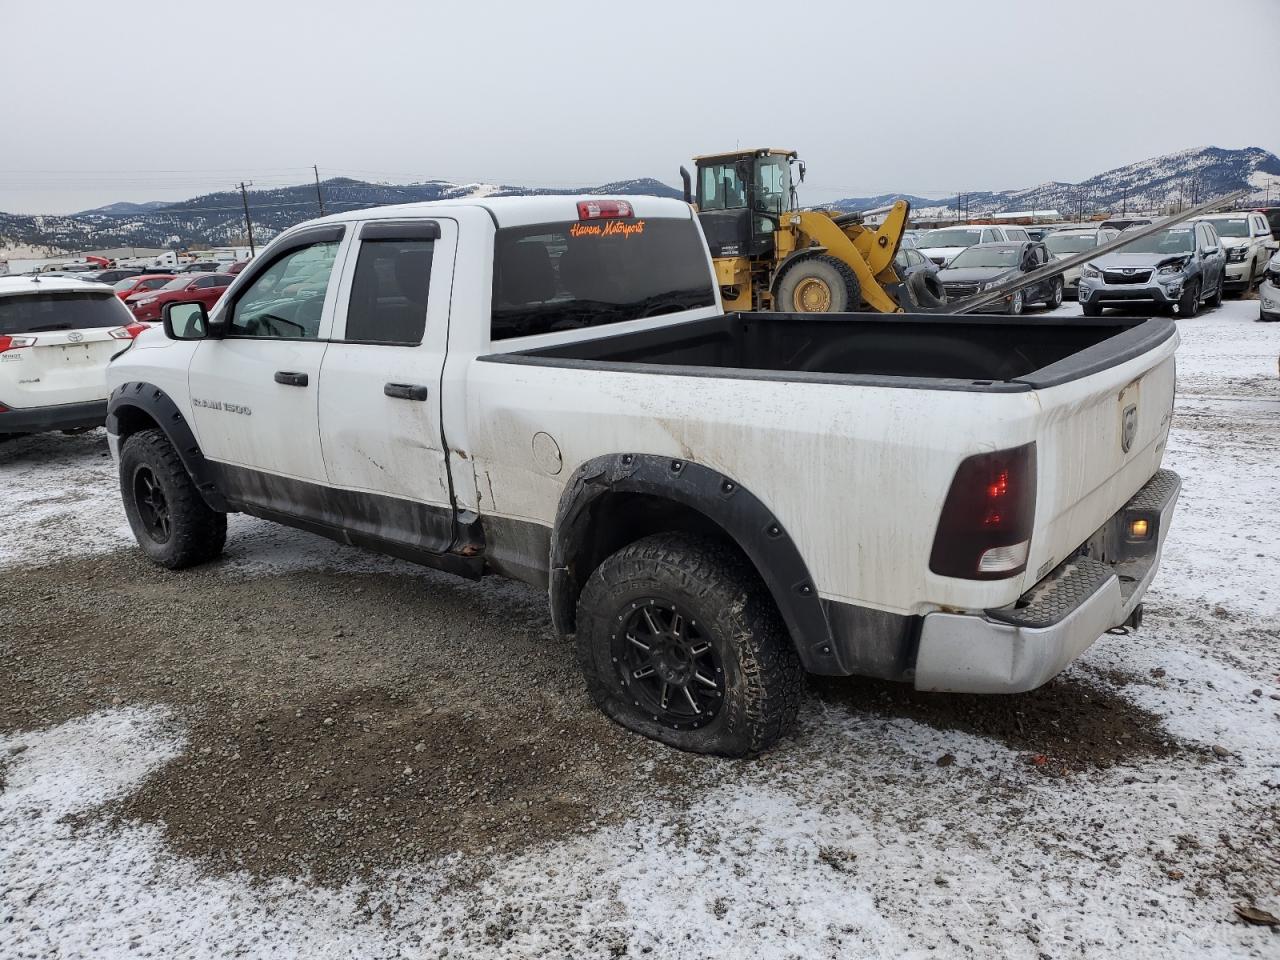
491, 311, 1176, 392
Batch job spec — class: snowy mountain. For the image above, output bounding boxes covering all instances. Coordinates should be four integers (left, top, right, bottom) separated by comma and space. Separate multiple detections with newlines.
0, 177, 683, 254
829, 146, 1280, 218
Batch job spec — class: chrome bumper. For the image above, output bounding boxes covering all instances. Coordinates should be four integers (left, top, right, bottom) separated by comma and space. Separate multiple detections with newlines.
914, 469, 1181, 694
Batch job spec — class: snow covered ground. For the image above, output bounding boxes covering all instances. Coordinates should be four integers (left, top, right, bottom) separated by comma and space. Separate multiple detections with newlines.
1, 299, 1277, 958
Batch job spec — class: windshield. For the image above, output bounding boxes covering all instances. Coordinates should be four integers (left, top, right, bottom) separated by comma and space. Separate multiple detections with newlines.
1201, 217, 1248, 238
159, 277, 193, 291
0, 292, 132, 334
1044, 233, 1098, 255
112, 277, 139, 291
491, 216, 716, 341
1116, 228, 1195, 255
947, 246, 1021, 268
921, 228, 983, 248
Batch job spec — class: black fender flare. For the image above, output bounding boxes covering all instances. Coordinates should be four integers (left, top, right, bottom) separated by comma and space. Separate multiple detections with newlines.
107, 381, 228, 512
549, 453, 840, 672
768, 247, 829, 297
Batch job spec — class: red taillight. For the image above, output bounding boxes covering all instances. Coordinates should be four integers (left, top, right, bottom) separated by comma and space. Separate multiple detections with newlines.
109, 322, 150, 340
577, 199, 634, 220
929, 443, 1037, 580
0, 334, 37, 354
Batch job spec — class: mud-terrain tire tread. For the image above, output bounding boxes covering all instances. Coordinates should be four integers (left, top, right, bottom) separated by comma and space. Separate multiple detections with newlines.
575, 532, 804, 758
120, 428, 226, 569
906, 269, 947, 309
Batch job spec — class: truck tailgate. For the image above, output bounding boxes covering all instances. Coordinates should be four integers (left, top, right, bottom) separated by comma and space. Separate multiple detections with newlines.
1020, 330, 1179, 591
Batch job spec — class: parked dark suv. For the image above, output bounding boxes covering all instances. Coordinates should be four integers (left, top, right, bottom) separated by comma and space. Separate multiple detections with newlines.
1078, 222, 1226, 317
935, 241, 1064, 314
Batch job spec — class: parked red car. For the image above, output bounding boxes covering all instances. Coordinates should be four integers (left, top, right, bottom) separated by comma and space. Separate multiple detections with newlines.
225, 260, 250, 275
113, 274, 176, 301
126, 273, 233, 322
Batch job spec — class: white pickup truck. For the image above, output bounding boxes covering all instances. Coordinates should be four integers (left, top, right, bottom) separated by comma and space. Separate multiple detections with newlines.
105, 195, 1181, 757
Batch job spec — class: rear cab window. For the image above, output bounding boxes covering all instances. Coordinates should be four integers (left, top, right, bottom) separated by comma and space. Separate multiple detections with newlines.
490, 214, 716, 341
0, 291, 132, 334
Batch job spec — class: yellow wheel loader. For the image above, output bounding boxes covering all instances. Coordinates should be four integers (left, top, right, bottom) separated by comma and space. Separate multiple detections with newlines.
680, 148, 920, 313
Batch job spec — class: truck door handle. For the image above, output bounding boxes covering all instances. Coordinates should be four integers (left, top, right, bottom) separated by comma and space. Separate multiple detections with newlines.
384, 382, 430, 401
274, 371, 309, 387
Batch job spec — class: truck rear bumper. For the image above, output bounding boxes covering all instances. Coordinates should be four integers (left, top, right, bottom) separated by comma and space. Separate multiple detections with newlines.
0, 399, 107, 434
913, 469, 1180, 694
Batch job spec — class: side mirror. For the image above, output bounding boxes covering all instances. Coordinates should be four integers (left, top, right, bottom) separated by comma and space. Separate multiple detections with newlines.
163, 301, 210, 340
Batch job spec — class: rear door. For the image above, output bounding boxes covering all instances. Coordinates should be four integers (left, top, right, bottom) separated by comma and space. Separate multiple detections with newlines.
317, 218, 458, 554
0, 289, 134, 409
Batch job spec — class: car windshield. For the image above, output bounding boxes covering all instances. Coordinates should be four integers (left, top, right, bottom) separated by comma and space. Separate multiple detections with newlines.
0, 291, 132, 334
112, 277, 139, 291
159, 277, 193, 290
1116, 228, 1195, 255
947, 246, 1021, 268
1044, 233, 1098, 255
1201, 217, 1249, 238
921, 228, 983, 247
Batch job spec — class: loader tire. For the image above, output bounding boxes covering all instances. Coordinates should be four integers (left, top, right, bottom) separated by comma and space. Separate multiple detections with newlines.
906, 270, 947, 309
776, 256, 861, 313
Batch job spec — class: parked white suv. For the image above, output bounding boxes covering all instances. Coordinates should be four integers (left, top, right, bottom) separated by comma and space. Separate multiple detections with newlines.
0, 276, 146, 437
1043, 226, 1119, 299
1260, 251, 1280, 322
1192, 212, 1278, 292
917, 225, 1024, 266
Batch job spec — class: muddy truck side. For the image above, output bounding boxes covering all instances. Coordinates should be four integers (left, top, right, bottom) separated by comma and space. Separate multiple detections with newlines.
105, 195, 1181, 757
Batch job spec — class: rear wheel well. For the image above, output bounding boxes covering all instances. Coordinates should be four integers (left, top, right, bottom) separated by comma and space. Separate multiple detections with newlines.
558, 492, 766, 634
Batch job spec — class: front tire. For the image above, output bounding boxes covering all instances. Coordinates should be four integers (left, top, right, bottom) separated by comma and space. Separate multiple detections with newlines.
1006, 289, 1025, 315
120, 429, 227, 569
1207, 274, 1223, 309
1081, 297, 1103, 317
575, 533, 804, 757
776, 256, 861, 313
1178, 281, 1201, 318
1046, 278, 1064, 308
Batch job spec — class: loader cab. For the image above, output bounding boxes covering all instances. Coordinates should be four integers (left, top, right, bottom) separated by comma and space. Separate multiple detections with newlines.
693, 149, 799, 260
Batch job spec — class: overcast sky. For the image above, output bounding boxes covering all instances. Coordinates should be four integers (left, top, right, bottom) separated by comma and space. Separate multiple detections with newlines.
3, 0, 1278, 214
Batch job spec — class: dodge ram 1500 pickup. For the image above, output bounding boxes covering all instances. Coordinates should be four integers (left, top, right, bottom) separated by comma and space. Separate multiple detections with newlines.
106, 195, 1182, 757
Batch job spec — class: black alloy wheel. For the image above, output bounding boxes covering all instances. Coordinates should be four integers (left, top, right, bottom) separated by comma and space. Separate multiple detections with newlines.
132, 465, 172, 543
611, 599, 725, 729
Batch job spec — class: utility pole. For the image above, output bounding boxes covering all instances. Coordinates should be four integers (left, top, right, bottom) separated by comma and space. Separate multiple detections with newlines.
313, 164, 326, 216
239, 181, 256, 257
1121, 186, 1127, 216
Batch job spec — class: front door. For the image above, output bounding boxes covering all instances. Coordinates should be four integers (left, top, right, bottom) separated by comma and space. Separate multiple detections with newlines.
186, 230, 347, 501
316, 218, 457, 554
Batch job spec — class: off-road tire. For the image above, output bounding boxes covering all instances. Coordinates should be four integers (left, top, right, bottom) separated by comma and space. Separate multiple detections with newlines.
575, 533, 804, 758
1178, 281, 1201, 318
1081, 298, 1103, 317
776, 255, 861, 313
120, 428, 226, 569
906, 269, 947, 309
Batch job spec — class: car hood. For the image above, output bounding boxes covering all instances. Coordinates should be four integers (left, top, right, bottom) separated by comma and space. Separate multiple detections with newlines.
935, 266, 1013, 284
918, 246, 968, 260
1089, 251, 1190, 271
1217, 237, 1248, 249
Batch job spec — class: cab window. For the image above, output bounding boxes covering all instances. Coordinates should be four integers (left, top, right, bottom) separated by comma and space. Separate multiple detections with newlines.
699, 163, 746, 211
344, 239, 434, 344
228, 241, 339, 339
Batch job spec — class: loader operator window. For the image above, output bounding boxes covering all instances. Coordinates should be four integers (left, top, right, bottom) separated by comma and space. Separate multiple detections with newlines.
490, 217, 716, 341
699, 163, 746, 211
